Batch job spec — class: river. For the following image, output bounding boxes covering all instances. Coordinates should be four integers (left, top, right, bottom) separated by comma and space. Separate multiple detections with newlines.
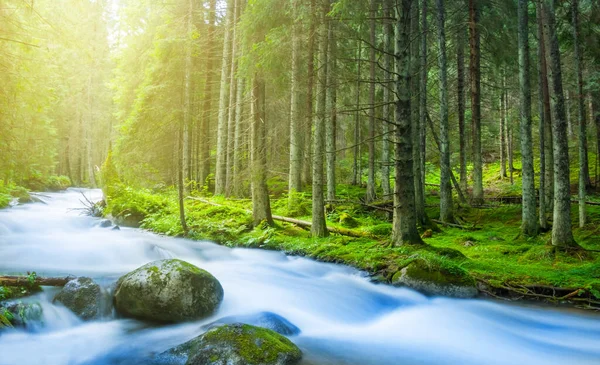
0, 189, 599, 365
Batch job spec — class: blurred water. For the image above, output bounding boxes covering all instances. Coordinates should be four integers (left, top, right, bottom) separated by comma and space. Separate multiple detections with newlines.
0, 189, 599, 365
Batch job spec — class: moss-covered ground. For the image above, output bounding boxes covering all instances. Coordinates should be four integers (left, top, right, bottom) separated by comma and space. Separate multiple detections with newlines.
101, 156, 600, 310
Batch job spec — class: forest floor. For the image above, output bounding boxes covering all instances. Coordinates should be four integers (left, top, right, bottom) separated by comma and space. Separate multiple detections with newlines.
100, 160, 600, 310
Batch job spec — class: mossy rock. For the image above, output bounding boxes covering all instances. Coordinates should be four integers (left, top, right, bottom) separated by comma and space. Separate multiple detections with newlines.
183, 323, 302, 365
392, 259, 477, 298
0, 301, 43, 329
53, 277, 110, 320
114, 212, 146, 228
114, 259, 223, 323
339, 213, 359, 228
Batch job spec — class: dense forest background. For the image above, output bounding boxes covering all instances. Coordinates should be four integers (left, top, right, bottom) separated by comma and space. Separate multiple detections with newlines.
2, 0, 600, 249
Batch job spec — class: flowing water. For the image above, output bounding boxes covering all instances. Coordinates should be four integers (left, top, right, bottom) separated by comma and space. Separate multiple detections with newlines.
1, 189, 599, 365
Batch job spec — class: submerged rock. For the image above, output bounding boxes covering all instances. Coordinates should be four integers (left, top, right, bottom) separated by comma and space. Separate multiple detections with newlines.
114, 213, 145, 228
392, 259, 478, 298
205, 311, 300, 336
99, 219, 113, 228
53, 277, 110, 320
162, 323, 302, 365
114, 259, 223, 323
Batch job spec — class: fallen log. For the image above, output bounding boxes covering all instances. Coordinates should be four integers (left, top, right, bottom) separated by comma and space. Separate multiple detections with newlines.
0, 275, 75, 287
187, 197, 374, 238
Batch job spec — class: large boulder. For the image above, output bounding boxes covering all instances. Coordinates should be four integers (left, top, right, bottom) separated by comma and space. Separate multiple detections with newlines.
53, 277, 110, 320
114, 259, 223, 323
162, 323, 302, 365
204, 312, 300, 336
392, 259, 478, 298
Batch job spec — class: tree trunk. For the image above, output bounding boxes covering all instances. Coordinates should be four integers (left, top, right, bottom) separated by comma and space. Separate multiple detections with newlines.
518, 0, 537, 236
225, 0, 240, 197
311, 0, 329, 238
412, 0, 426, 226
250, 76, 274, 226
233, 76, 245, 197
178, 0, 193, 235
353, 38, 361, 186
469, 0, 483, 204
214, 0, 234, 195
393, 0, 424, 246
572, 0, 587, 227
199, 0, 217, 186
457, 21, 468, 190
539, 5, 554, 211
326, 12, 337, 202
382, 0, 393, 198
302, 0, 317, 187
288, 0, 302, 202
436, 0, 453, 223
536, 2, 548, 231
544, 0, 576, 248
499, 76, 507, 178
419, 0, 428, 196
366, 0, 377, 203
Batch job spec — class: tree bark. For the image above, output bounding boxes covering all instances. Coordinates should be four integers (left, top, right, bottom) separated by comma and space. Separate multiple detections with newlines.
544, 0, 577, 248
499, 75, 507, 178
412, 0, 426, 226
393, 0, 424, 246
214, 0, 234, 195
469, 0, 483, 204
326, 11, 337, 202
536, 3, 548, 231
382, 0, 393, 198
366, 0, 377, 203
250, 76, 274, 226
353, 38, 362, 186
288, 0, 302, 202
311, 0, 329, 238
518, 0, 537, 236
419, 0, 428, 196
572, 0, 587, 227
539, 5, 554, 210
436, 0, 453, 223
457, 22, 468, 190
199, 0, 217, 186
302, 0, 317, 187
233, 76, 245, 197
225, 0, 240, 197
0, 275, 75, 287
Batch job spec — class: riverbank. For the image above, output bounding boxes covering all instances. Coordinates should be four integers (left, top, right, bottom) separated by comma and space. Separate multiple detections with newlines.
101, 184, 600, 310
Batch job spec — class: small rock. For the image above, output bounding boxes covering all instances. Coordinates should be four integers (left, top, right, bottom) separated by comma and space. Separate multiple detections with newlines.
463, 240, 476, 247
114, 259, 224, 323
205, 311, 301, 336
99, 219, 113, 228
421, 229, 433, 238
112, 225, 121, 230
53, 277, 111, 320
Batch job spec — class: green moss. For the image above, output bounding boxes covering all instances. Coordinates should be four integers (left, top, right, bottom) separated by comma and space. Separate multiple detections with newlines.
201, 324, 301, 364
104, 184, 600, 304
403, 258, 475, 287
339, 213, 359, 228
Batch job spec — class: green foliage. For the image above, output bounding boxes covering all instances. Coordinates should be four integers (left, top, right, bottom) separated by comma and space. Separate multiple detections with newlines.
104, 185, 171, 220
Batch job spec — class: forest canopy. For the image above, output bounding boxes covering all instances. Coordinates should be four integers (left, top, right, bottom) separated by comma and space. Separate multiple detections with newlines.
2, 0, 600, 251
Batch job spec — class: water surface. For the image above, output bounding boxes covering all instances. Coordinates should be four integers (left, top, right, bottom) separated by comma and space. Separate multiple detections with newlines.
1, 189, 599, 365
